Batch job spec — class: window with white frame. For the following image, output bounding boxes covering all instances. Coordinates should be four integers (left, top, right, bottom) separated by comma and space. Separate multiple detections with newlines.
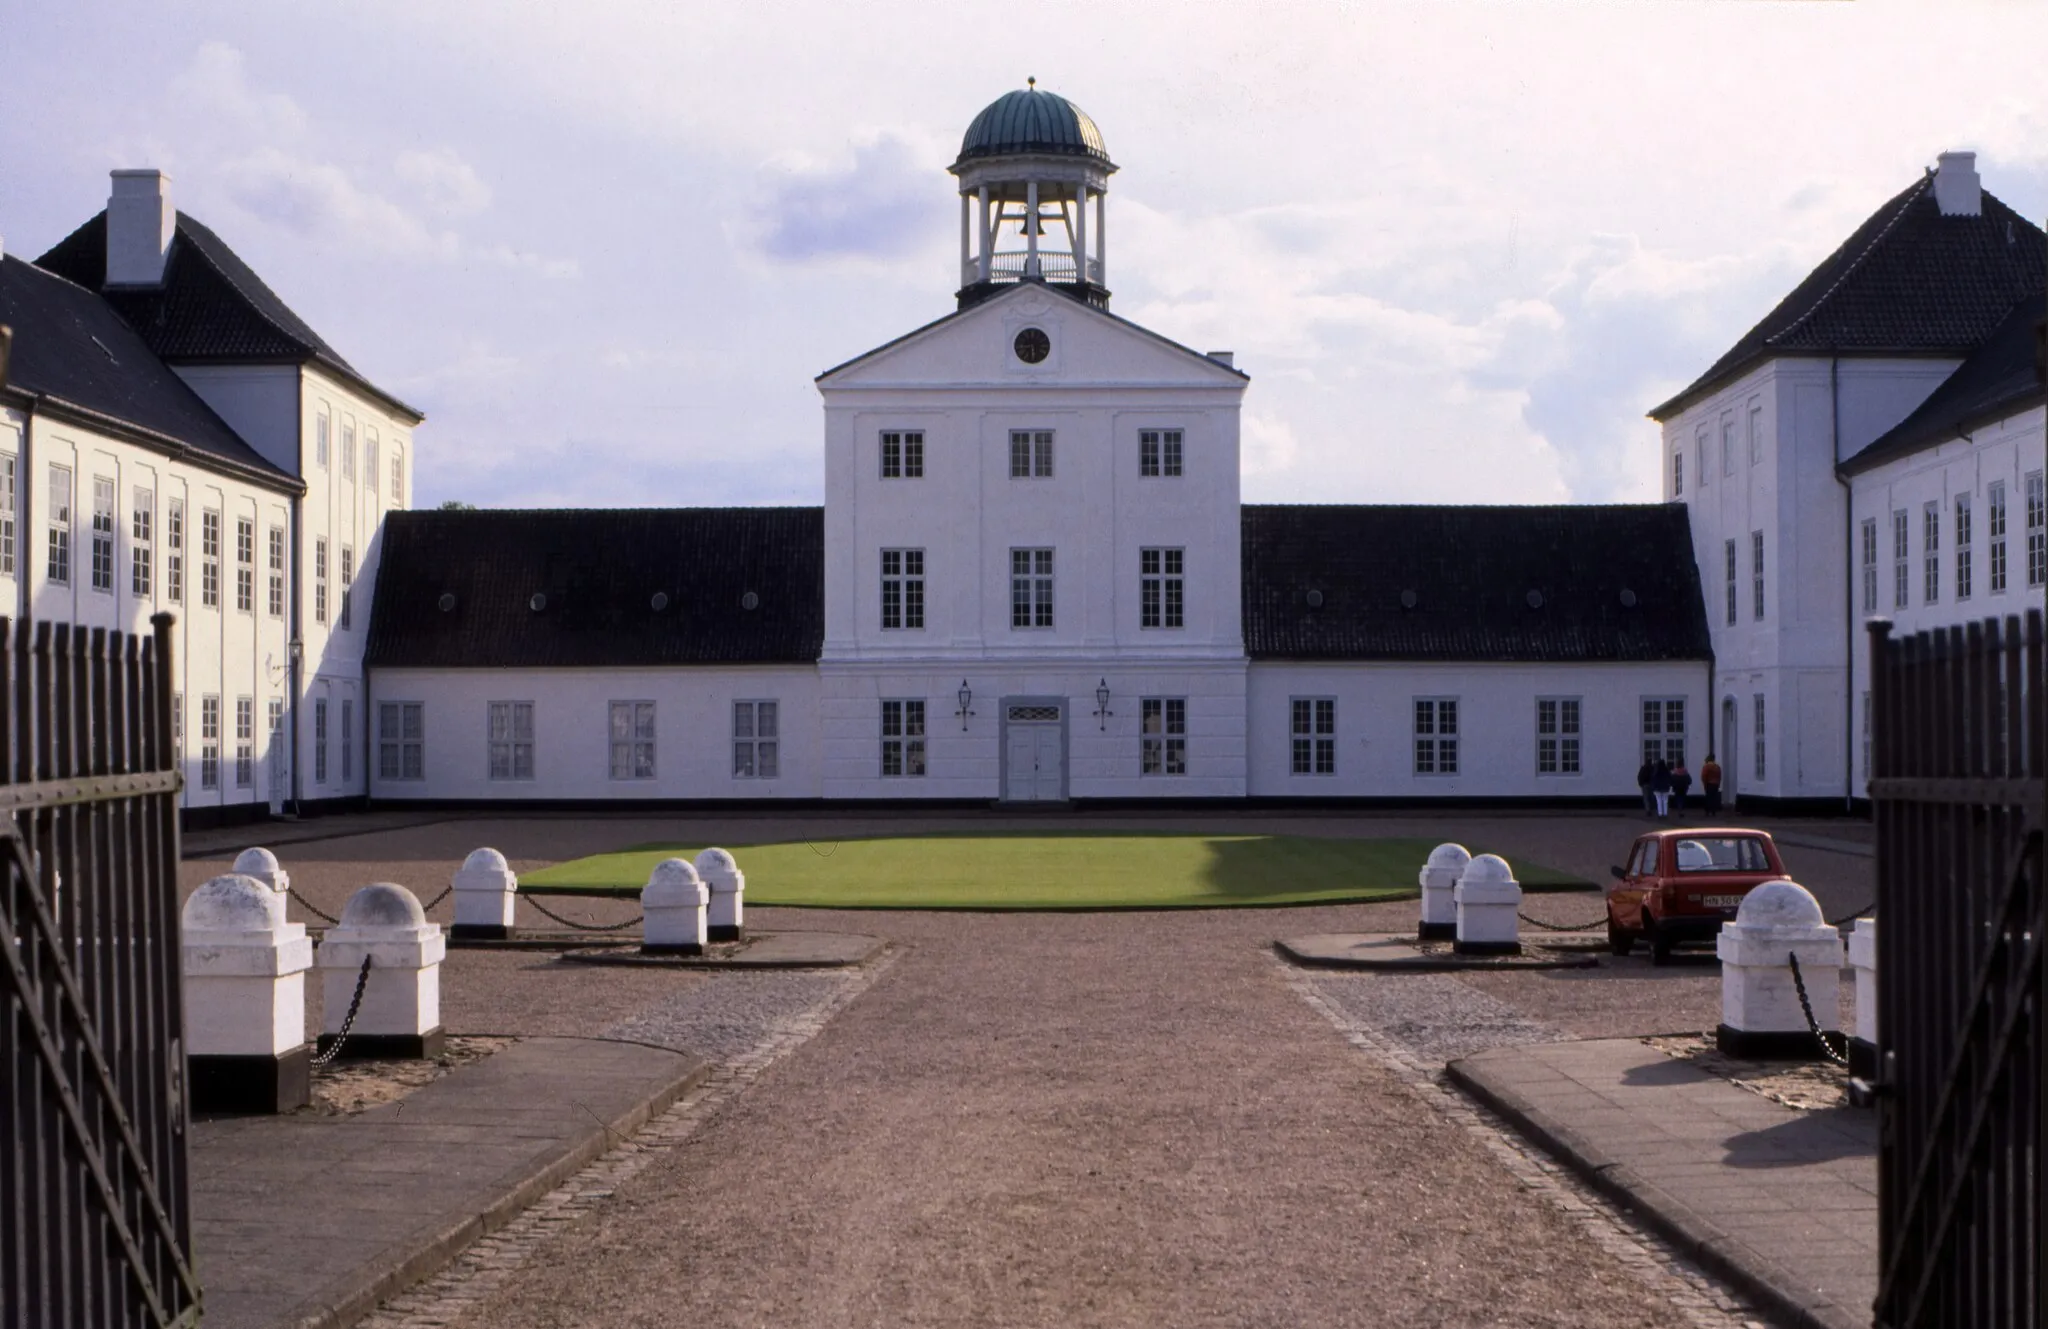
487, 701, 534, 780
608, 701, 657, 780
365, 436, 379, 496
1750, 530, 1765, 620
46, 465, 71, 585
1290, 698, 1335, 775
315, 410, 330, 469
268, 699, 284, 787
200, 695, 219, 790
0, 453, 15, 577
1009, 429, 1053, 478
1642, 697, 1686, 766
341, 420, 356, 481
1010, 548, 1054, 628
378, 702, 423, 780
314, 698, 328, 784
733, 700, 778, 779
1893, 507, 1909, 609
1988, 481, 2008, 593
2027, 471, 2045, 587
1923, 500, 1940, 603
880, 699, 925, 777
165, 499, 183, 603
1720, 416, 1735, 476
314, 538, 328, 623
1142, 697, 1188, 775
267, 526, 285, 618
1859, 517, 1877, 614
340, 699, 353, 782
880, 430, 924, 479
1140, 429, 1183, 478
880, 548, 924, 630
1671, 449, 1683, 498
391, 448, 405, 507
339, 545, 354, 630
1413, 698, 1458, 775
1747, 402, 1763, 465
235, 517, 255, 613
1140, 547, 1184, 629
1723, 538, 1736, 625
1695, 428, 1709, 488
1753, 693, 1767, 781
90, 478, 115, 593
234, 697, 254, 787
1536, 698, 1581, 775
200, 509, 221, 608
131, 488, 153, 598
172, 692, 182, 769
1955, 494, 1973, 600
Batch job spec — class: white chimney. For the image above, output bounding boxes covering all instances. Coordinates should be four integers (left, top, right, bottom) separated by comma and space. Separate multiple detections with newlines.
106, 169, 175, 285
1207, 350, 1235, 368
1933, 151, 1981, 217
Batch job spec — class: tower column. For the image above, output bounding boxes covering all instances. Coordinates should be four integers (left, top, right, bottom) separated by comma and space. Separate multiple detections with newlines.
1074, 185, 1088, 284
959, 191, 970, 287
1026, 179, 1040, 277
978, 185, 992, 282
1095, 188, 1106, 286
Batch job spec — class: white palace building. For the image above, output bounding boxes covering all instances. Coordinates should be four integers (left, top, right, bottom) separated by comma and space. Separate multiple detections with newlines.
0, 90, 2039, 821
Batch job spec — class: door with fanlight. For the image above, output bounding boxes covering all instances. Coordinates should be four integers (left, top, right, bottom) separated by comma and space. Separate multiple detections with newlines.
1002, 702, 1065, 801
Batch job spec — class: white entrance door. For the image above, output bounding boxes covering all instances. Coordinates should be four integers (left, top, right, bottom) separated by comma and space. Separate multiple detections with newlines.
1005, 719, 1064, 801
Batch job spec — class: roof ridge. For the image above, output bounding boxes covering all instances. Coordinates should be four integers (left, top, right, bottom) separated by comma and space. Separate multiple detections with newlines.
1768, 171, 1933, 351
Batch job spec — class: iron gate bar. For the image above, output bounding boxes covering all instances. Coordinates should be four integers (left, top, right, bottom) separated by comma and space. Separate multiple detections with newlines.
0, 770, 183, 814
1866, 776, 2045, 806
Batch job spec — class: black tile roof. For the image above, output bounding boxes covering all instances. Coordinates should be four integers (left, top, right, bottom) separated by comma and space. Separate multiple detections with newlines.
0, 254, 293, 482
1241, 504, 1713, 662
1842, 295, 2046, 475
365, 508, 825, 669
36, 211, 421, 422
1651, 174, 2045, 420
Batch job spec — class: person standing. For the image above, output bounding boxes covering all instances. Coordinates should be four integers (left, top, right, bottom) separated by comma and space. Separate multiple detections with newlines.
1672, 760, 1692, 816
1700, 753, 1723, 816
1652, 759, 1673, 819
1637, 756, 1656, 816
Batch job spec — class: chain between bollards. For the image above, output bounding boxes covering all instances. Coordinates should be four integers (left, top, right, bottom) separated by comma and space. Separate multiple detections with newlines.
288, 885, 340, 925
520, 895, 646, 932
312, 956, 372, 1067
1787, 950, 1848, 1067
1517, 911, 1607, 932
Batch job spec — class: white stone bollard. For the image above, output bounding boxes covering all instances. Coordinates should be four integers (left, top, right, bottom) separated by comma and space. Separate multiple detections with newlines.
697, 847, 746, 942
1454, 854, 1522, 955
182, 873, 314, 1112
231, 846, 290, 897
316, 883, 446, 1059
1418, 843, 1470, 941
1847, 916, 1878, 1079
1714, 880, 1843, 1059
642, 858, 708, 955
451, 847, 518, 941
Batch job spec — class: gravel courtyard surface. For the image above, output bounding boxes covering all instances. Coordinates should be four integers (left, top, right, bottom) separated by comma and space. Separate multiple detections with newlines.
177, 811, 1864, 1326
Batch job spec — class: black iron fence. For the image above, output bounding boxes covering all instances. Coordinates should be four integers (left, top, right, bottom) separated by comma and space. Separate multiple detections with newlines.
0, 615, 198, 1328
1869, 611, 2044, 1329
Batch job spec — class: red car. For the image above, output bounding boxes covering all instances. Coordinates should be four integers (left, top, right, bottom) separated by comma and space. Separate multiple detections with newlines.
1605, 828, 1787, 964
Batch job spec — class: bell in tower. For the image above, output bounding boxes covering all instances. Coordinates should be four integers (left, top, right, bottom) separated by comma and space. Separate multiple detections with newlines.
950, 79, 1116, 311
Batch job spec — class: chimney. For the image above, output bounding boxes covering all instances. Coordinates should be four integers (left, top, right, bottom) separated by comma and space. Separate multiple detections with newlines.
1933, 151, 1981, 217
106, 169, 175, 285
1207, 350, 1235, 368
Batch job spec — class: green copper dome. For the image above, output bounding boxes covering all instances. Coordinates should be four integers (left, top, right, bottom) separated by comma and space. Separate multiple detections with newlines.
956, 85, 1110, 166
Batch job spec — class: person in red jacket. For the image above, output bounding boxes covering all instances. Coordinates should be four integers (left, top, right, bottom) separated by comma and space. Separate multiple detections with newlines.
1699, 754, 1723, 815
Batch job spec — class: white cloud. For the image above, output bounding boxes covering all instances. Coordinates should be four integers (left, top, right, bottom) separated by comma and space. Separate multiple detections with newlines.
169, 42, 308, 137
747, 132, 947, 265
395, 147, 492, 216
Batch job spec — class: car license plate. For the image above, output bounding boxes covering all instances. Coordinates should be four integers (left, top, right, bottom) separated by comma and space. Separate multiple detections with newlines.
1701, 895, 1743, 909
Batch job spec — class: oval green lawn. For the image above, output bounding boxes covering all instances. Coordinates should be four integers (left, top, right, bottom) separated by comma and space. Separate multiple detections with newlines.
517, 832, 1591, 911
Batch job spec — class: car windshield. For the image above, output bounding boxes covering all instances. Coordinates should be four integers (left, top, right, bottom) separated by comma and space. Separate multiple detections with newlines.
1672, 837, 1772, 873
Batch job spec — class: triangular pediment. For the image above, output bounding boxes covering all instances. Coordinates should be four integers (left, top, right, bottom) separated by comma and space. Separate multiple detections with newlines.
816, 283, 1247, 390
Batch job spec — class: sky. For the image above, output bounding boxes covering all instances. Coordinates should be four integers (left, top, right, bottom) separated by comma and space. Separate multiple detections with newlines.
3, 0, 2046, 511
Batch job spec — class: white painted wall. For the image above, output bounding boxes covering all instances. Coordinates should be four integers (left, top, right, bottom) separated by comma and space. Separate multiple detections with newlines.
367, 667, 822, 801
1246, 661, 1709, 798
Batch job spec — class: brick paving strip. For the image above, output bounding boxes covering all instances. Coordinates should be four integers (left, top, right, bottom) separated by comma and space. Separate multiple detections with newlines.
1446, 1039, 1876, 1329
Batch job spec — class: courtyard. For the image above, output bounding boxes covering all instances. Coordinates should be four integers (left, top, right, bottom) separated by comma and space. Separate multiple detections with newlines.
176, 808, 1874, 1328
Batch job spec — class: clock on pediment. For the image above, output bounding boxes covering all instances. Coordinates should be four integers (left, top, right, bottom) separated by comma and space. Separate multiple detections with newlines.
1013, 327, 1051, 364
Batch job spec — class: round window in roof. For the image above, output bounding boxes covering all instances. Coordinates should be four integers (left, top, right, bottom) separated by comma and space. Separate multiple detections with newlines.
528, 592, 547, 613
650, 591, 670, 612
1305, 589, 1324, 609
741, 590, 760, 611
1619, 588, 1639, 609
437, 592, 456, 613
1013, 327, 1050, 364
1526, 589, 1544, 609
1400, 589, 1418, 610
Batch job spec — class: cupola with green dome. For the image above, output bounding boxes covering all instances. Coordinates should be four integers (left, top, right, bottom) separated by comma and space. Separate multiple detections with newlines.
950, 80, 1116, 311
